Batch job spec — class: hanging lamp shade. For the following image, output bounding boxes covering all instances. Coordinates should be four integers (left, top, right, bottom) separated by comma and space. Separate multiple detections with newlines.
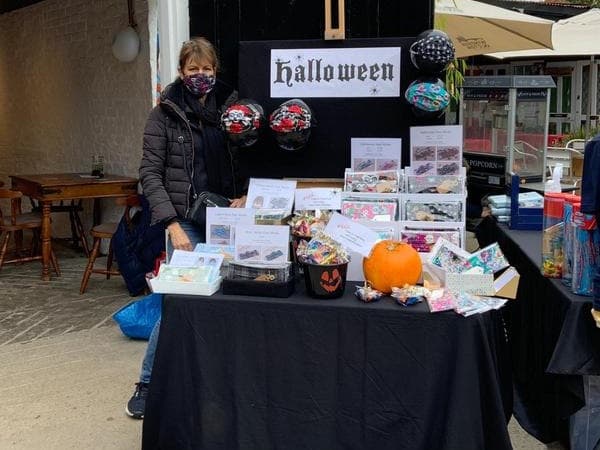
112, 26, 140, 62
112, 0, 139, 63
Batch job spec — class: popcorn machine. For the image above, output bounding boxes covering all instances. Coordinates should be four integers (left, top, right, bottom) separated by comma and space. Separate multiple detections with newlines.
459, 76, 556, 207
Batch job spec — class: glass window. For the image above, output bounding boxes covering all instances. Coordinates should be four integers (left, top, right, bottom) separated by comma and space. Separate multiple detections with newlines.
549, 86, 557, 113
462, 88, 509, 158
582, 66, 589, 117
562, 76, 571, 114
513, 89, 548, 178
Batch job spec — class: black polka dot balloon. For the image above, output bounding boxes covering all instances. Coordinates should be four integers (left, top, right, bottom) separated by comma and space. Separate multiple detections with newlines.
409, 29, 455, 74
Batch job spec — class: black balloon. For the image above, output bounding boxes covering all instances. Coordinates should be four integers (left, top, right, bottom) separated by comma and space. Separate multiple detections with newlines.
409, 29, 455, 74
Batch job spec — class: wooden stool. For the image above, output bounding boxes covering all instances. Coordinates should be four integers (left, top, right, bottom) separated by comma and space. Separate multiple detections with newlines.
79, 222, 119, 294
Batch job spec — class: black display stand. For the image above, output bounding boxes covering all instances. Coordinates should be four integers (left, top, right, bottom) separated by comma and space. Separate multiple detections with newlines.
237, 38, 443, 180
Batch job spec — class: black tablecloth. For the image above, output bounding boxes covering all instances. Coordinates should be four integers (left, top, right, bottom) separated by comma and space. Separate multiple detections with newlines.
476, 217, 600, 444
142, 284, 513, 450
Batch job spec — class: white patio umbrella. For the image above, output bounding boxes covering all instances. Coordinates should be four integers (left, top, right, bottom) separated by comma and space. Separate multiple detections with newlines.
487, 9, 600, 140
487, 9, 600, 59
434, 0, 554, 58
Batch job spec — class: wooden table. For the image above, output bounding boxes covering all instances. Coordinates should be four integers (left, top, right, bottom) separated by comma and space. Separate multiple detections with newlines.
10, 173, 138, 280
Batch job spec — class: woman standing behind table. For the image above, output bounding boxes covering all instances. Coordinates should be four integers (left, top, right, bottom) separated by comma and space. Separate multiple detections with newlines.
126, 37, 247, 419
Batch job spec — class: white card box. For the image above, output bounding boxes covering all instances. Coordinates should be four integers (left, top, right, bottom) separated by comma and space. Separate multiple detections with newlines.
149, 276, 222, 296
398, 221, 466, 250
404, 166, 466, 177
340, 191, 402, 222
345, 220, 399, 282
401, 193, 466, 223
446, 272, 495, 296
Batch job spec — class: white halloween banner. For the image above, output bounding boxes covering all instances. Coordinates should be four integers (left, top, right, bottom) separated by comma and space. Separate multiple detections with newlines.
270, 47, 401, 98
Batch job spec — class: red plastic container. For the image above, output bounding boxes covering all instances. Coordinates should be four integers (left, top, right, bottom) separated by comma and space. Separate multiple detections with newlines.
543, 193, 566, 224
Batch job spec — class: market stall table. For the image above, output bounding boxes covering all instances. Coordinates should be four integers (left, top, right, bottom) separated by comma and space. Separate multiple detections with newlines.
142, 284, 513, 450
10, 173, 138, 280
476, 217, 600, 444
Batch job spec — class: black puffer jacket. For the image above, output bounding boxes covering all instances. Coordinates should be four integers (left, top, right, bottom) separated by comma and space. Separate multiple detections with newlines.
139, 79, 241, 225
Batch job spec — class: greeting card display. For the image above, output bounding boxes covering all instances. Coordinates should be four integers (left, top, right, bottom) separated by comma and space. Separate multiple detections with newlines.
193, 243, 235, 263
205, 208, 255, 246
341, 198, 398, 221
446, 272, 495, 296
234, 225, 290, 264
400, 228, 461, 253
409, 125, 463, 176
428, 238, 471, 273
344, 170, 400, 193
254, 209, 291, 225
246, 178, 297, 214
294, 188, 342, 211
406, 174, 464, 194
350, 138, 402, 172
426, 289, 457, 313
404, 200, 462, 222
464, 243, 509, 274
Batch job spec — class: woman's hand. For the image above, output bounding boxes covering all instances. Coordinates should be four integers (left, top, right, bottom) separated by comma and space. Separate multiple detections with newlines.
167, 222, 193, 251
229, 195, 247, 208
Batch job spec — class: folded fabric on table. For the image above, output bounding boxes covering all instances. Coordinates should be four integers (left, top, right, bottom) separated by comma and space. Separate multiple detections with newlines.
518, 191, 544, 208
487, 192, 544, 209
487, 194, 510, 209
490, 206, 511, 216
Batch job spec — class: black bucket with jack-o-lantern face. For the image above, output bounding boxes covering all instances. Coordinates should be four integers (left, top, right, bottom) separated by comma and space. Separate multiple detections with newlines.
303, 262, 348, 299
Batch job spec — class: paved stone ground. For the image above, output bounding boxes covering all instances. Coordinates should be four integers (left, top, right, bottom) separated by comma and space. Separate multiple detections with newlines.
0, 240, 145, 449
0, 240, 559, 449
0, 327, 144, 449
0, 241, 139, 346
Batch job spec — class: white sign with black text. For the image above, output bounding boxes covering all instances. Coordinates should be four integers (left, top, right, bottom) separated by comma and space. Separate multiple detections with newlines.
246, 178, 297, 214
350, 138, 402, 171
205, 207, 255, 246
270, 47, 401, 98
324, 213, 380, 258
409, 125, 463, 176
234, 225, 290, 264
294, 188, 342, 211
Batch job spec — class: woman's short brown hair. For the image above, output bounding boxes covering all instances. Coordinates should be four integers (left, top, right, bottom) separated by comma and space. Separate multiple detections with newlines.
178, 37, 219, 71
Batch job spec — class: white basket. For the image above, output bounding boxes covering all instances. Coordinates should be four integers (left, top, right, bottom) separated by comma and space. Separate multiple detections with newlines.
148, 276, 222, 296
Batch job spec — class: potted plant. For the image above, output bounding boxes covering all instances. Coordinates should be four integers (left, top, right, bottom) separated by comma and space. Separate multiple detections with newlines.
559, 125, 600, 149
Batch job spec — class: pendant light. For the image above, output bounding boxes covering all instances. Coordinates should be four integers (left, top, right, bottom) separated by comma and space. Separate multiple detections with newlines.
112, 0, 140, 63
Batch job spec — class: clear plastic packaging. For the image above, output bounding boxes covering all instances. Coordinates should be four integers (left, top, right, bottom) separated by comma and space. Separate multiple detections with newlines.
560, 195, 580, 286
541, 193, 565, 278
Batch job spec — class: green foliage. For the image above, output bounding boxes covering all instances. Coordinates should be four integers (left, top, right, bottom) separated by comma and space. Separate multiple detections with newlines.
567, 0, 600, 6
445, 58, 467, 106
559, 125, 600, 144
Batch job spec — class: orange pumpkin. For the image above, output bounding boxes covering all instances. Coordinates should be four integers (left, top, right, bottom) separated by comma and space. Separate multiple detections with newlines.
363, 240, 422, 294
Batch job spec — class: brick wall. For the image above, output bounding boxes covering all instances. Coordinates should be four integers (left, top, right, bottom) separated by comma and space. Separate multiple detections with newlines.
0, 0, 153, 235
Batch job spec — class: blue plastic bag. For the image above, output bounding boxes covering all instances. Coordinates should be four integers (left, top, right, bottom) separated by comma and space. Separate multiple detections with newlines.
112, 293, 162, 340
